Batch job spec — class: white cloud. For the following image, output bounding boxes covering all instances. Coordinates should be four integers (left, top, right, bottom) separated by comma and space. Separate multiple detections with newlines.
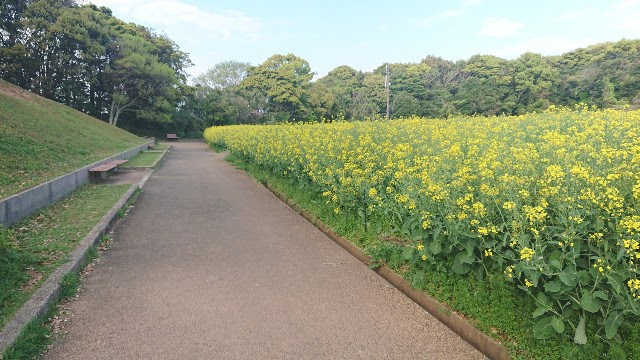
479, 17, 523, 38
86, 0, 261, 40
556, 0, 640, 33
490, 36, 594, 59
611, 0, 640, 31
416, 0, 480, 27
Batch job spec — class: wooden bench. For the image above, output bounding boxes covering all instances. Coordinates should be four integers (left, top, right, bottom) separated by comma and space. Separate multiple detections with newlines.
89, 160, 128, 181
166, 133, 178, 141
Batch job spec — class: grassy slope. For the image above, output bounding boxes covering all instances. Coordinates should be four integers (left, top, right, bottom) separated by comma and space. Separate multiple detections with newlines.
223, 152, 640, 360
0, 80, 146, 198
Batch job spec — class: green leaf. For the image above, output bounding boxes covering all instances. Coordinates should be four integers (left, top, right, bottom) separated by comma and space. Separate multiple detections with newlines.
608, 274, 624, 293
577, 270, 591, 285
401, 218, 412, 235
533, 306, 548, 318
544, 281, 562, 292
461, 230, 478, 239
593, 290, 609, 301
574, 316, 587, 345
537, 292, 551, 307
551, 316, 565, 333
604, 311, 624, 339
581, 292, 601, 313
559, 270, 576, 287
433, 226, 442, 241
402, 246, 413, 260
460, 251, 475, 264
533, 316, 555, 340
595, 218, 604, 230
430, 240, 442, 255
452, 253, 472, 274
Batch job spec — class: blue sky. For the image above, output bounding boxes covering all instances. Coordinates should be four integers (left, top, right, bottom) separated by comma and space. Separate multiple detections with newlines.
86, 0, 640, 80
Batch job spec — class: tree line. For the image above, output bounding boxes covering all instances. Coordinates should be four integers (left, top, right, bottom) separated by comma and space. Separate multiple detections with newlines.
2, 1, 639, 133
0, 0, 198, 136
194, 39, 640, 125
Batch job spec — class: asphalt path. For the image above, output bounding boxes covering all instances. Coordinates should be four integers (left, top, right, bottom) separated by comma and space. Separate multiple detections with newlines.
43, 141, 484, 359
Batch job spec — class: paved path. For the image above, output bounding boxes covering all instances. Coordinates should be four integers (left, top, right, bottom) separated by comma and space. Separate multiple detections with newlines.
44, 142, 484, 359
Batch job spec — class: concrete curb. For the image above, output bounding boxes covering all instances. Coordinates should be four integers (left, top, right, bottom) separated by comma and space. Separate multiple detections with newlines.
0, 140, 154, 227
0, 184, 140, 355
263, 182, 511, 360
122, 149, 169, 170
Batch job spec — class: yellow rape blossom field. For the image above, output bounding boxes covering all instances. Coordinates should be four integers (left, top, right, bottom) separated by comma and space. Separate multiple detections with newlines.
205, 106, 640, 356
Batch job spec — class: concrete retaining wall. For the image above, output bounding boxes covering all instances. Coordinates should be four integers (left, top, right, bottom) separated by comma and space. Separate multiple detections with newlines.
0, 140, 154, 227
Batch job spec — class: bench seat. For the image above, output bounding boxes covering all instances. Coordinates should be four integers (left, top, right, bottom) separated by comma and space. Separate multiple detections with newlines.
89, 160, 128, 173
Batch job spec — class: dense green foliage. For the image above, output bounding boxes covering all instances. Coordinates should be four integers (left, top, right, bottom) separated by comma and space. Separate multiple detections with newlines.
0, 80, 144, 198
324, 40, 640, 120
193, 39, 640, 123
0, 0, 194, 136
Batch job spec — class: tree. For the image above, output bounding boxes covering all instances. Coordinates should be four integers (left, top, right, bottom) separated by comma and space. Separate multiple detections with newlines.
195, 60, 250, 91
0, 0, 191, 133
392, 91, 419, 117
240, 53, 314, 121
104, 32, 178, 126
510, 52, 557, 114
455, 55, 514, 115
555, 39, 640, 107
306, 82, 335, 120
316, 65, 362, 118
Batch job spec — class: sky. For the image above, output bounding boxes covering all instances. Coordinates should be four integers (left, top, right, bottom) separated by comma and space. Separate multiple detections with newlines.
85, 0, 640, 80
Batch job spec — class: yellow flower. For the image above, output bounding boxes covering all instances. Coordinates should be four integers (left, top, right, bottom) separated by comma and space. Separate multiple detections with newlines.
524, 279, 534, 287
502, 201, 516, 210
520, 247, 535, 261
504, 265, 514, 278
472, 202, 486, 216
204, 108, 640, 305
416, 243, 424, 251
421, 254, 428, 261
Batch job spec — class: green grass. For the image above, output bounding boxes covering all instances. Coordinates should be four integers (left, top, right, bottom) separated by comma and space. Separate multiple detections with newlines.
222, 150, 640, 360
2, 234, 111, 360
121, 151, 165, 168
0, 80, 146, 198
0, 184, 129, 329
150, 142, 171, 151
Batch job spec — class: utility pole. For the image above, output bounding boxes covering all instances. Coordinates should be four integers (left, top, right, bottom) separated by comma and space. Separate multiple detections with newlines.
385, 63, 390, 120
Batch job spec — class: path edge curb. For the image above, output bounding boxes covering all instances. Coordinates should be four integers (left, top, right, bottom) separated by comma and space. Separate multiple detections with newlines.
263, 182, 511, 360
0, 183, 141, 355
